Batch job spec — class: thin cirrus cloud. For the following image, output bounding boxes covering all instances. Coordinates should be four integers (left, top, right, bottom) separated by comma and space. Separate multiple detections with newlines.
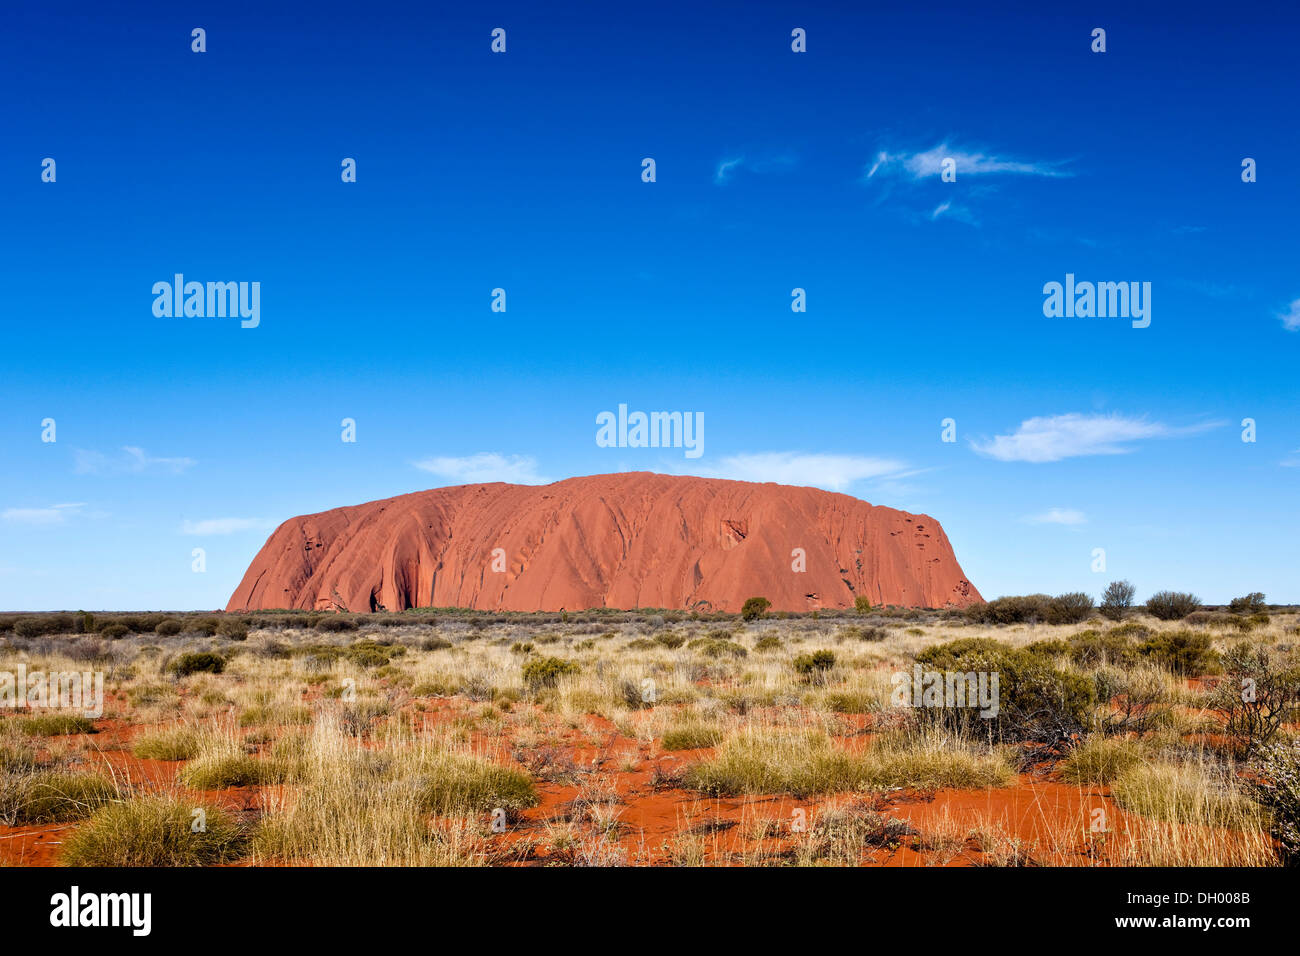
971, 413, 1222, 463
866, 143, 1073, 181
1, 502, 87, 525
693, 452, 915, 494
74, 445, 196, 476
713, 153, 796, 185
413, 452, 551, 486
1023, 508, 1087, 526
1279, 298, 1300, 331
180, 518, 272, 535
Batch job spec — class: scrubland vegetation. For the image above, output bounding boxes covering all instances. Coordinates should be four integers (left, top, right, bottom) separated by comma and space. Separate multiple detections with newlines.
1, 591, 1297, 867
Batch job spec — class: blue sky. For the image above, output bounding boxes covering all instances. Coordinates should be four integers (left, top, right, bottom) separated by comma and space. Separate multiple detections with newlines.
2, 0, 1297, 610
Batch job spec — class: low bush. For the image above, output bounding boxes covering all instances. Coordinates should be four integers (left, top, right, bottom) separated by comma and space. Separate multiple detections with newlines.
167, 651, 226, 677
1137, 630, 1217, 676
521, 656, 580, 690
914, 638, 1095, 743
1145, 591, 1201, 621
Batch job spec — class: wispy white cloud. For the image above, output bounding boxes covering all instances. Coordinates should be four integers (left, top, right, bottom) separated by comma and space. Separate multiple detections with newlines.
1, 502, 86, 525
413, 453, 551, 485
866, 143, 1072, 181
1281, 449, 1300, 468
971, 413, 1221, 463
930, 200, 977, 225
1023, 507, 1087, 526
180, 517, 272, 535
1279, 298, 1300, 331
75, 446, 195, 476
714, 157, 743, 185
713, 153, 796, 186
690, 452, 914, 493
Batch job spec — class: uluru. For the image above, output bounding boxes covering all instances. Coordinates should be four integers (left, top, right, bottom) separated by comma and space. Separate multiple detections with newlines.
226, 473, 981, 614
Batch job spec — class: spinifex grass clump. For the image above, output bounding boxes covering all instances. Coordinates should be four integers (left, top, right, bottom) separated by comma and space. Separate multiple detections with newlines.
682, 727, 1012, 797
61, 795, 250, 866
19, 713, 96, 736
1, 770, 117, 824
132, 725, 203, 761
253, 716, 526, 865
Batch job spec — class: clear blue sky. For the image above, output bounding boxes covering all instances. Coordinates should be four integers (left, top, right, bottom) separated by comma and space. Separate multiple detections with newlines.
2, 0, 1297, 611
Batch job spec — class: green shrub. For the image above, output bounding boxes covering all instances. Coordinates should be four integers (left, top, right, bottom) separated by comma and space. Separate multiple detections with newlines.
654, 632, 686, 649
793, 650, 837, 675
1108, 621, 1152, 640
99, 623, 129, 640
217, 619, 249, 641
1024, 639, 1070, 659
740, 597, 771, 622
1068, 630, 1137, 668
1137, 630, 1216, 676
854, 595, 873, 614
314, 616, 359, 633
754, 635, 783, 652
964, 594, 1052, 625
13, 616, 48, 638
167, 651, 226, 676
914, 638, 1095, 743
154, 619, 183, 636
1045, 592, 1095, 625
1145, 591, 1201, 621
521, 656, 580, 690
186, 616, 221, 636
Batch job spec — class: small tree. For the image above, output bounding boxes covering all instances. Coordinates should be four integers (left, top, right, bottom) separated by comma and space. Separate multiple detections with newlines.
1228, 592, 1267, 615
740, 597, 771, 622
1099, 580, 1136, 621
854, 595, 873, 615
1145, 590, 1200, 621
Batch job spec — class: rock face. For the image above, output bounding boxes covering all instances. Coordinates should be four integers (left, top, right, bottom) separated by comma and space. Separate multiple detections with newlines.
226, 473, 981, 613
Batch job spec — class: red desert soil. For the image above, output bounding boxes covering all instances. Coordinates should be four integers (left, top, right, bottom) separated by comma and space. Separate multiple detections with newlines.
1, 696, 1151, 868
226, 473, 981, 614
